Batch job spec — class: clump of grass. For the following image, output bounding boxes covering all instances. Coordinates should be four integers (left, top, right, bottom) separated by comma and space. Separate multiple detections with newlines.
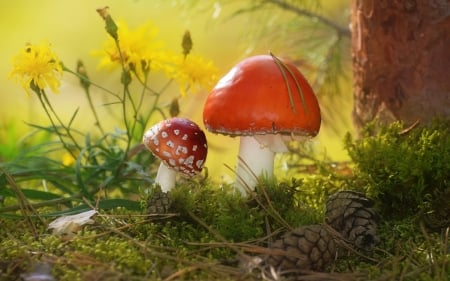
344, 119, 450, 223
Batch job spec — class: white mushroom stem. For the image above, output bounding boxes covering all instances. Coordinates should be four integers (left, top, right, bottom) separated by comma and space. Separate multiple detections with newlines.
234, 136, 272, 195
155, 162, 177, 193
235, 135, 289, 195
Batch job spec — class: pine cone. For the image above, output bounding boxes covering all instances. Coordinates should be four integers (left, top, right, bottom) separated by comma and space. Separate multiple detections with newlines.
147, 191, 172, 214
266, 224, 337, 271
325, 190, 379, 250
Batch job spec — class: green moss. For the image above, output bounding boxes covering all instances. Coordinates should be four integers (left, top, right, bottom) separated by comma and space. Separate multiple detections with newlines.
169, 178, 324, 243
344, 119, 450, 221
170, 181, 265, 242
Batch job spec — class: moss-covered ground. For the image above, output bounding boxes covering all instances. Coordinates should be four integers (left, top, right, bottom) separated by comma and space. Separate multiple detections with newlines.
1, 120, 449, 280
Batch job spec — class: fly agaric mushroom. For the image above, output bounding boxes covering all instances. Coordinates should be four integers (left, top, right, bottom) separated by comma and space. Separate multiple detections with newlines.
203, 54, 320, 194
143, 117, 208, 192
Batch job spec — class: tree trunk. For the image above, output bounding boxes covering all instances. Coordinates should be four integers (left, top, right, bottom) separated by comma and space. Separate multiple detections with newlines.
351, 0, 450, 135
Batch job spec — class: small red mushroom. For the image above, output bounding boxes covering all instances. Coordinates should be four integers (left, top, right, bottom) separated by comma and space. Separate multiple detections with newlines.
203, 54, 321, 194
143, 117, 208, 192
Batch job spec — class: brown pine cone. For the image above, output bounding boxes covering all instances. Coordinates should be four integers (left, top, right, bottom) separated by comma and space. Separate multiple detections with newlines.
325, 190, 379, 250
266, 224, 337, 271
147, 191, 172, 214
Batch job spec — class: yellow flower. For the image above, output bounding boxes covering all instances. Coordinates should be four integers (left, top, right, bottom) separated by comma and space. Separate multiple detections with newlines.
61, 151, 76, 166
168, 54, 219, 96
9, 41, 63, 95
95, 20, 167, 81
94, 20, 219, 95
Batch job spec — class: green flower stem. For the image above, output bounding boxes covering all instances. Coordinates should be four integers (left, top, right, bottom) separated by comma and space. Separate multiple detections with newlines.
135, 70, 150, 117
151, 78, 173, 119
139, 78, 172, 137
112, 39, 143, 155
35, 89, 79, 160
84, 87, 106, 135
109, 39, 132, 156
133, 71, 158, 95
62, 66, 120, 99
41, 91, 82, 149
120, 85, 131, 151
134, 69, 160, 140
98, 7, 139, 157
62, 65, 107, 137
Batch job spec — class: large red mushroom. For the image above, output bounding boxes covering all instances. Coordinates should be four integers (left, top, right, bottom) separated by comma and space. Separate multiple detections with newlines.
203, 54, 321, 194
143, 117, 208, 192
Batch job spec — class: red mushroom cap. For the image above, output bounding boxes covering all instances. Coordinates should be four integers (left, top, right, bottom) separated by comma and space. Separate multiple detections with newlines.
143, 117, 208, 177
203, 54, 321, 137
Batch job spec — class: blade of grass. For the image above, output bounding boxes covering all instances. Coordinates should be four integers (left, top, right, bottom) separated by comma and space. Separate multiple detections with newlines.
67, 107, 80, 129
74, 146, 91, 198
0, 198, 141, 218
0, 167, 44, 236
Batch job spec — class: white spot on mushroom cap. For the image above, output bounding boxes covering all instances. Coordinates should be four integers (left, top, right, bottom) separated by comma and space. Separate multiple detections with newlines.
175, 145, 188, 155
196, 159, 204, 169
166, 140, 175, 148
184, 155, 194, 166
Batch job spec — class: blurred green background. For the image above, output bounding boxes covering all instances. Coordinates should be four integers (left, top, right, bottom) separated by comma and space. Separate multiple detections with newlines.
0, 0, 352, 181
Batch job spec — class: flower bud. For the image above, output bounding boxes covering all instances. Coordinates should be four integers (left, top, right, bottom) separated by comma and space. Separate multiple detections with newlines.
96, 6, 118, 40
182, 30, 193, 57
169, 98, 180, 117
77, 60, 90, 90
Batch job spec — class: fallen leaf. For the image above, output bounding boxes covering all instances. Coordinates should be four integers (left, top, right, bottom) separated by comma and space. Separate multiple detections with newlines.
48, 209, 97, 238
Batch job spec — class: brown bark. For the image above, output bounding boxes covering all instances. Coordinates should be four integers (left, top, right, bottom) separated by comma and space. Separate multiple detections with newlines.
351, 0, 450, 135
